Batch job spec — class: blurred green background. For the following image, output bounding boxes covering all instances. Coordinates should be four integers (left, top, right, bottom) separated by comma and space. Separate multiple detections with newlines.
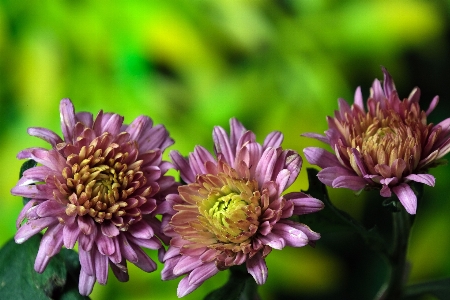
1, 0, 450, 299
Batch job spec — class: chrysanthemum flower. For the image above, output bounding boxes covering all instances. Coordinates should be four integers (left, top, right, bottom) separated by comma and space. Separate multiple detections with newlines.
304, 67, 450, 214
11, 99, 177, 295
160, 118, 324, 297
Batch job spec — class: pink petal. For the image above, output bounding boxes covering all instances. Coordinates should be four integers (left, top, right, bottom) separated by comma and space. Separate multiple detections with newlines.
303, 147, 341, 169
60, 99, 76, 142
101, 221, 120, 237
332, 175, 367, 190
381, 66, 396, 97
96, 232, 115, 256
15, 217, 57, 244
246, 253, 267, 285
426, 96, 439, 116
392, 183, 417, 214
16, 200, 42, 229
404, 174, 435, 187
36, 200, 66, 217
173, 255, 204, 276
27, 127, 63, 148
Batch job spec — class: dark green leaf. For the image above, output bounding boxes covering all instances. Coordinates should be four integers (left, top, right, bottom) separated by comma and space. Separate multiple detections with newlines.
205, 265, 258, 300
18, 159, 37, 206
403, 278, 450, 299
0, 235, 89, 300
297, 168, 388, 254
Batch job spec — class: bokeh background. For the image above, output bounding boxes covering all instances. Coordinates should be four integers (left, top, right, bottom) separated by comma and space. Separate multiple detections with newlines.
1, 0, 450, 299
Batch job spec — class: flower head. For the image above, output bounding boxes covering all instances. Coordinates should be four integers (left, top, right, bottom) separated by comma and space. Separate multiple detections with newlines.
304, 67, 450, 214
161, 118, 323, 297
11, 99, 177, 295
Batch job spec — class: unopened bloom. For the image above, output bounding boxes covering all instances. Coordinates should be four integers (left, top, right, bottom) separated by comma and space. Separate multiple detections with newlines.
304, 67, 450, 214
11, 99, 177, 295
161, 118, 324, 297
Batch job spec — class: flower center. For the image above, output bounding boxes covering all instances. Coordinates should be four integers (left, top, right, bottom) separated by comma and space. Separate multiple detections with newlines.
61, 133, 147, 228
342, 103, 431, 178
172, 166, 261, 247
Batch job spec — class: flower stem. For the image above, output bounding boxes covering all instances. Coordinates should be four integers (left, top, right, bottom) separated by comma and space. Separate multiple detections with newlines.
376, 205, 412, 300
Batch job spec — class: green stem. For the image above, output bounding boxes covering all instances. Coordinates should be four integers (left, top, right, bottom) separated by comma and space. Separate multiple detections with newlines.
376, 206, 412, 300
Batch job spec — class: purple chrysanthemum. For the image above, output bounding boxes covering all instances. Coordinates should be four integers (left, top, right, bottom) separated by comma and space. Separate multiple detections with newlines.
160, 118, 324, 297
304, 67, 450, 214
11, 99, 178, 295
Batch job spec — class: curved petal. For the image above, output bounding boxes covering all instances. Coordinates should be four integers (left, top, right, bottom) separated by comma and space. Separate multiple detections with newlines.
303, 147, 341, 169
392, 183, 417, 215
246, 253, 267, 285
405, 174, 435, 187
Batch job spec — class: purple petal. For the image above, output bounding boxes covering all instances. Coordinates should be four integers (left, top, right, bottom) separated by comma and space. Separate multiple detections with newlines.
15, 217, 57, 244
78, 215, 96, 235
271, 222, 309, 247
392, 183, 417, 214
128, 221, 154, 240
380, 185, 392, 197
63, 217, 80, 249
75, 111, 94, 127
130, 243, 157, 272
36, 200, 66, 217
95, 251, 109, 285
78, 225, 98, 251
188, 262, 219, 285
285, 192, 324, 215
16, 200, 41, 229
60, 99, 76, 142
34, 245, 51, 273
170, 150, 195, 184
110, 261, 129, 282
16, 166, 53, 187
381, 66, 396, 97
161, 256, 181, 280
125, 115, 151, 142
79, 269, 96, 296
213, 126, 234, 166
101, 221, 120, 237
354, 86, 365, 111
189, 146, 216, 176
177, 276, 201, 298
332, 175, 367, 190
138, 124, 173, 151
255, 148, 277, 187
119, 235, 138, 263
97, 232, 115, 256
229, 118, 247, 151
303, 147, 341, 169
246, 253, 267, 285
426, 96, 439, 116
79, 247, 95, 276
11, 185, 48, 200
405, 174, 435, 186
317, 166, 355, 186
173, 255, 204, 276
301, 132, 329, 144
27, 127, 63, 148
263, 131, 283, 149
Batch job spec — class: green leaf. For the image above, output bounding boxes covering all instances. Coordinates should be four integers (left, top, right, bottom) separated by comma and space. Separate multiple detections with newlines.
204, 265, 258, 300
403, 278, 450, 299
18, 159, 38, 206
297, 168, 388, 254
0, 235, 88, 300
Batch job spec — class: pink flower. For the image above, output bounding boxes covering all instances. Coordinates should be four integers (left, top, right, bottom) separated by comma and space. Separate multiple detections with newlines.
304, 67, 450, 214
11, 99, 177, 295
160, 118, 323, 297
